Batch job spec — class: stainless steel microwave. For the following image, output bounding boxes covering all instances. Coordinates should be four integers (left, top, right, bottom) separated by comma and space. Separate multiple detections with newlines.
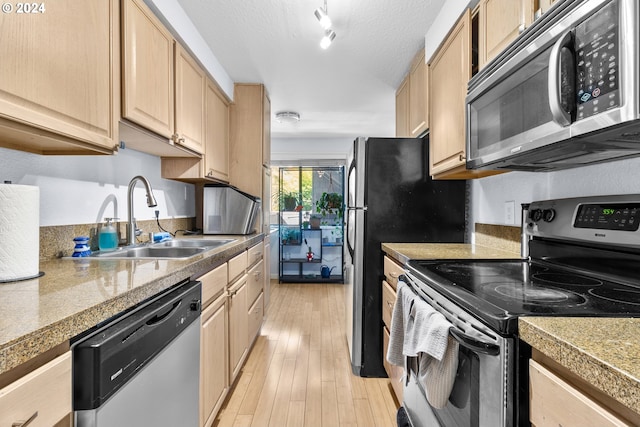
466, 0, 640, 171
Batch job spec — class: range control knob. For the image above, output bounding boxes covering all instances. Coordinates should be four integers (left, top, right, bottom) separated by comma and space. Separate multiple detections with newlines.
542, 209, 556, 222
529, 209, 543, 222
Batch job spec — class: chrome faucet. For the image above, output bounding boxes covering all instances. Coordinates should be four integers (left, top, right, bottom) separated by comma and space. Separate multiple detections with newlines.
126, 176, 158, 246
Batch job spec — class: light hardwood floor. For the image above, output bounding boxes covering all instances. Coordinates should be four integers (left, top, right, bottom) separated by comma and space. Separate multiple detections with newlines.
215, 281, 399, 427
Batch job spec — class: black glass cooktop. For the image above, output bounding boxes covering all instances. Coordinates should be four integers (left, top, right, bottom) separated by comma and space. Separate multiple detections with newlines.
406, 259, 640, 334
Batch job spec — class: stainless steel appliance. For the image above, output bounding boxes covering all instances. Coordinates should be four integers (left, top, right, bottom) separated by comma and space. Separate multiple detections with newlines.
345, 136, 466, 377
203, 184, 261, 234
73, 280, 201, 427
400, 194, 640, 426
466, 0, 640, 171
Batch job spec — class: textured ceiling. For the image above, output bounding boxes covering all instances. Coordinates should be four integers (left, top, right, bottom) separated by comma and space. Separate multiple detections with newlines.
177, 0, 446, 140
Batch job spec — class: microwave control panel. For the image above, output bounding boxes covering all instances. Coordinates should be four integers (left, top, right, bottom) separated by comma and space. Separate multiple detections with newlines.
575, 0, 619, 121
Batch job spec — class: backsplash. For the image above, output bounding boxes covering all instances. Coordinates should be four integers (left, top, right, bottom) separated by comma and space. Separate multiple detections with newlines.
474, 223, 521, 255
40, 218, 195, 260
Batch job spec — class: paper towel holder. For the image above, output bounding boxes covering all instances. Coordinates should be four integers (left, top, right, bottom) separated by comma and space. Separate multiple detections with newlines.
0, 271, 44, 283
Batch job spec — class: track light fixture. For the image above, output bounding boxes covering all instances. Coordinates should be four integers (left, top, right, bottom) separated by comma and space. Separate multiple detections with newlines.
314, 4, 331, 30
314, 0, 336, 49
320, 29, 336, 50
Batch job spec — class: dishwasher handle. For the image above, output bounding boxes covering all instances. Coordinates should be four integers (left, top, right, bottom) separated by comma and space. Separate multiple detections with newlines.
146, 300, 181, 326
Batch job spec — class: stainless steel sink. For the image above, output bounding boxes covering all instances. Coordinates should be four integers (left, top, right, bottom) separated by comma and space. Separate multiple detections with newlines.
156, 239, 235, 249
88, 238, 236, 260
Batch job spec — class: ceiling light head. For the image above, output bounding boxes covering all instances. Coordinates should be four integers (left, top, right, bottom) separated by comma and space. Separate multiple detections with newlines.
320, 29, 336, 50
314, 7, 332, 30
275, 111, 301, 123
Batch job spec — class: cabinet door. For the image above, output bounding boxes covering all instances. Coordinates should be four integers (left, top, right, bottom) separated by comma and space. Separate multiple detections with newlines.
395, 76, 410, 137
229, 84, 268, 198
204, 79, 230, 181
409, 50, 429, 137
263, 238, 271, 309
263, 92, 271, 168
0, 0, 118, 154
175, 44, 205, 154
479, 0, 524, 69
429, 9, 471, 177
200, 295, 228, 427
122, 0, 174, 139
228, 276, 248, 382
0, 352, 71, 427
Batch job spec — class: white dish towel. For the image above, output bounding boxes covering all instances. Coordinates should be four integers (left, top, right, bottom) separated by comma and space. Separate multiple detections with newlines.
386, 280, 459, 409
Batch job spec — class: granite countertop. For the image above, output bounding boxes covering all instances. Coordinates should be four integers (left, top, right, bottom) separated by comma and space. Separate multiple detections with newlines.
520, 317, 640, 415
0, 234, 263, 376
381, 242, 520, 264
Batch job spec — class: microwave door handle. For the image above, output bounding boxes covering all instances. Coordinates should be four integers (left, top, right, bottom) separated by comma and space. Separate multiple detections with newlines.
548, 30, 576, 127
449, 328, 500, 356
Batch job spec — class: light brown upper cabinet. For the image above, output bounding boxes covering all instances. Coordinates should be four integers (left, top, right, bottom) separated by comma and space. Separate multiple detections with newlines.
160, 78, 229, 183
122, 0, 205, 156
229, 84, 271, 198
0, 0, 119, 155
122, 0, 174, 140
429, 9, 472, 178
396, 48, 428, 138
395, 76, 410, 137
204, 79, 230, 182
429, 8, 503, 180
409, 49, 429, 137
174, 44, 206, 154
478, 0, 526, 69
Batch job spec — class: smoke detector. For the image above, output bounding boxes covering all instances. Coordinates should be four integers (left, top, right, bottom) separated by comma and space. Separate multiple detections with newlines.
275, 111, 301, 123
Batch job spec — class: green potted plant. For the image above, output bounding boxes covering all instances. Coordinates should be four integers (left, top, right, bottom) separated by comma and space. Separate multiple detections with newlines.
315, 192, 344, 219
282, 192, 299, 211
309, 214, 322, 229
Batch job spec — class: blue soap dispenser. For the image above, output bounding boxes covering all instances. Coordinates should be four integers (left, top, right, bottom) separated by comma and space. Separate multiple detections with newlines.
99, 218, 119, 251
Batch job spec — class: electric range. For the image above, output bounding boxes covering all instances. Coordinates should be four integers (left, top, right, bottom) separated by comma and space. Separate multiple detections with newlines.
400, 194, 640, 427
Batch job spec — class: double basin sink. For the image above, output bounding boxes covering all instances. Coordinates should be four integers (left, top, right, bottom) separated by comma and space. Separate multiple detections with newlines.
90, 239, 236, 260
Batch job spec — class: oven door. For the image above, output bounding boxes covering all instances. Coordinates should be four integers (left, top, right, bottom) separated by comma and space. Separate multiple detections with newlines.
401, 273, 515, 427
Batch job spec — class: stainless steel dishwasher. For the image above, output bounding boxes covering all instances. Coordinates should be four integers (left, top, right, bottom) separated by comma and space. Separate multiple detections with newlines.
73, 279, 201, 427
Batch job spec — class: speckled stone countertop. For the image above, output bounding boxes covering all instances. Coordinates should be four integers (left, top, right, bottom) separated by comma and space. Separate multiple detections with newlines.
381, 242, 520, 264
0, 234, 263, 376
520, 317, 640, 414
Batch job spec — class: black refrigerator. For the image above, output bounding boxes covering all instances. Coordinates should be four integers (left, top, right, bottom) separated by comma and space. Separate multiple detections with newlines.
344, 136, 466, 377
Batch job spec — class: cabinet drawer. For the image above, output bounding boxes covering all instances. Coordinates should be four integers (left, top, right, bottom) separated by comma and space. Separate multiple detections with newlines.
247, 259, 264, 308
0, 352, 71, 427
383, 325, 404, 403
383, 325, 392, 377
247, 241, 264, 268
200, 263, 228, 307
382, 280, 396, 328
383, 256, 404, 289
228, 251, 248, 283
529, 360, 631, 427
248, 292, 264, 343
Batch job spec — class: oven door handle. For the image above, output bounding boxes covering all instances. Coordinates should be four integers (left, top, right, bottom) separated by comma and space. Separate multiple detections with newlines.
449, 328, 500, 356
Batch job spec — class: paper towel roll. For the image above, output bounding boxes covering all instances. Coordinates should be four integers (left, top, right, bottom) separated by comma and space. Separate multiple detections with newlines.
0, 184, 40, 282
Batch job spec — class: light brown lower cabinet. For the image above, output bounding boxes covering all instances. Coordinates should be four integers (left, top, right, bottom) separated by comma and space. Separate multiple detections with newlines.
201, 293, 228, 427
229, 274, 249, 382
529, 359, 632, 427
199, 264, 229, 427
0, 351, 72, 427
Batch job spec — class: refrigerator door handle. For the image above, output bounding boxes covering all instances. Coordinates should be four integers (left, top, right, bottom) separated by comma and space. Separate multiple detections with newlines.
346, 209, 355, 259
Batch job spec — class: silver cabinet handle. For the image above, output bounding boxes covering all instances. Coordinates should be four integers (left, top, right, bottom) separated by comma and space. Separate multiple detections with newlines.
13, 411, 38, 427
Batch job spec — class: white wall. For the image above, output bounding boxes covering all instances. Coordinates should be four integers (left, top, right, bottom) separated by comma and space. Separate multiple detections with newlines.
0, 147, 194, 227
470, 156, 640, 228
271, 137, 353, 162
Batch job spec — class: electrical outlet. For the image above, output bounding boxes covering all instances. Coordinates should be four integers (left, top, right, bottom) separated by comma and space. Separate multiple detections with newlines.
504, 201, 515, 224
